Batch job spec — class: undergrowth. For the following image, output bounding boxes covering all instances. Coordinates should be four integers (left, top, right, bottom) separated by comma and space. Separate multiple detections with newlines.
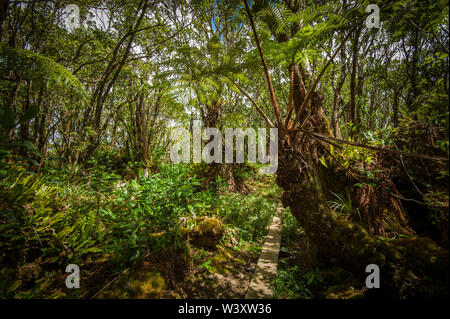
0, 159, 279, 298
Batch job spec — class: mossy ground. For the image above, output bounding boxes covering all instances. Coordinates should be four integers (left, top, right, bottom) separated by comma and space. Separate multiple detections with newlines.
89, 178, 276, 299
182, 243, 259, 298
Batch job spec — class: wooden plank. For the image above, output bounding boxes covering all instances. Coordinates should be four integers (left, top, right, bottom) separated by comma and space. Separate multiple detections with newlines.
245, 203, 283, 299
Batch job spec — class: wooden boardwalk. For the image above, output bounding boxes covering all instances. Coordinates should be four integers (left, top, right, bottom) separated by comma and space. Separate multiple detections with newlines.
245, 203, 283, 299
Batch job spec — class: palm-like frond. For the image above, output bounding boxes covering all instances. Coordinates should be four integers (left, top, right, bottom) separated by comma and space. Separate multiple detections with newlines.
0, 43, 86, 97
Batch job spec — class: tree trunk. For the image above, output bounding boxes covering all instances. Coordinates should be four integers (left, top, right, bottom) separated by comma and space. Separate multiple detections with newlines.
276, 89, 448, 298
245, 1, 448, 297
0, 0, 9, 42
349, 26, 362, 137
393, 89, 400, 128
331, 44, 347, 139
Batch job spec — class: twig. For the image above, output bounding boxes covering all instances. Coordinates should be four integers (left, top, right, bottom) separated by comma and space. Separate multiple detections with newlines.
301, 129, 449, 162
389, 193, 427, 206
32, 226, 43, 247
292, 14, 369, 131
410, 19, 448, 54
394, 144, 425, 198
225, 76, 274, 128
90, 267, 130, 299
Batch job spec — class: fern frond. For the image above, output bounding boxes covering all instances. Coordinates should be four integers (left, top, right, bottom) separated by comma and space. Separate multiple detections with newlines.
0, 43, 86, 98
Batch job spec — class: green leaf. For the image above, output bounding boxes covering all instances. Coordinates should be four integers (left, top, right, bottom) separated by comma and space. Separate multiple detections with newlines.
319, 157, 328, 168
21, 106, 39, 123
8, 140, 41, 157
0, 43, 86, 97
82, 247, 103, 254
7, 280, 22, 294
0, 107, 16, 130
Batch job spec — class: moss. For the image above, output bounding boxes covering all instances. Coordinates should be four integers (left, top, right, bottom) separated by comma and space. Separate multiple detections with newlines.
390, 236, 449, 297
287, 179, 450, 297
191, 217, 225, 249
17, 262, 42, 283
96, 288, 125, 299
320, 267, 353, 285
128, 269, 167, 299
325, 286, 365, 299
209, 251, 238, 275
322, 115, 334, 137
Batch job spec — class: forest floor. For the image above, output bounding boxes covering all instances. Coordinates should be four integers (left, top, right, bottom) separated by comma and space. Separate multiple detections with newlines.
93, 242, 260, 299
91, 178, 277, 299
89, 178, 366, 299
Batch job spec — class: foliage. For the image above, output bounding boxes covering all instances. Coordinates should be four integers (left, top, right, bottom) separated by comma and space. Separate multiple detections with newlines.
274, 260, 323, 299
0, 0, 448, 300
0, 43, 85, 94
0, 163, 214, 297
219, 181, 280, 243
280, 207, 302, 248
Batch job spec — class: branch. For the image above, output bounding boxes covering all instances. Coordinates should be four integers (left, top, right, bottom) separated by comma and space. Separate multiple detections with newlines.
225, 76, 274, 128
243, 0, 284, 134
289, 0, 393, 131
291, 22, 360, 131
283, 63, 295, 128
410, 19, 448, 54
301, 129, 449, 162
389, 193, 427, 206
125, 24, 189, 63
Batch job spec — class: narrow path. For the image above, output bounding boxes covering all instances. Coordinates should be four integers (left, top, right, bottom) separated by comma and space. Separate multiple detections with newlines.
245, 202, 283, 299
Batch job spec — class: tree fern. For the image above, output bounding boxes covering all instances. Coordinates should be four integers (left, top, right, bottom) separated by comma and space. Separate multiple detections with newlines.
0, 43, 86, 98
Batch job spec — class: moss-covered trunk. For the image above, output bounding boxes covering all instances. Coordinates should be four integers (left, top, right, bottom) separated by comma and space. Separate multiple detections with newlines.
276, 92, 449, 298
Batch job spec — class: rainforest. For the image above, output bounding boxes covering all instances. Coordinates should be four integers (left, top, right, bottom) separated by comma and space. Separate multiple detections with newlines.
0, 0, 448, 300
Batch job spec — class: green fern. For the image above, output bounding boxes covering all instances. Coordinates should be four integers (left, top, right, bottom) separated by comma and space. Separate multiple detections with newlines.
328, 191, 353, 216
0, 43, 86, 98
